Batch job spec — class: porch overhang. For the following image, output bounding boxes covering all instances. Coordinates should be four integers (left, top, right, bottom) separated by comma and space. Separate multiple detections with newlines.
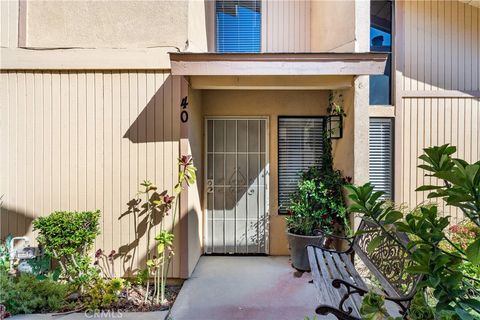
169, 52, 388, 76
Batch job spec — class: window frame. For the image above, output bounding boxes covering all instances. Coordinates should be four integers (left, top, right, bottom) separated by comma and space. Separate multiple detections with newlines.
214, 0, 262, 53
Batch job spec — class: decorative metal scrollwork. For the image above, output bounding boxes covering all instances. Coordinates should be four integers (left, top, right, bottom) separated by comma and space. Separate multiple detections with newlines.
356, 223, 417, 296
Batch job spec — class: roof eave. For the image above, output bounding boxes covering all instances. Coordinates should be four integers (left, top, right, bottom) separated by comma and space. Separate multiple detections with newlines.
169, 52, 388, 76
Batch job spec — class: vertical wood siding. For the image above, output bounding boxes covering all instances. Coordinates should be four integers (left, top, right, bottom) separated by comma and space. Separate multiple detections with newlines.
263, 0, 311, 52
398, 1, 480, 222
0, 0, 18, 47
0, 71, 183, 278
402, 1, 479, 91
401, 98, 480, 222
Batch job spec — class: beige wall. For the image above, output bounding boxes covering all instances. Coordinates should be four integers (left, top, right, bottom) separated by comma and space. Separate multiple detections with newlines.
0, 70, 188, 278
186, 86, 204, 275
17, 0, 360, 54
25, 1, 188, 49
396, 0, 480, 221
310, 0, 356, 52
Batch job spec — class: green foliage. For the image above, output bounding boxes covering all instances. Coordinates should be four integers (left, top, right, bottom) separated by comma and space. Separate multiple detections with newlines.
139, 155, 197, 304
287, 131, 350, 236
407, 291, 435, 320
347, 144, 480, 319
83, 277, 125, 310
27, 255, 52, 277
443, 222, 480, 291
134, 268, 149, 285
416, 144, 480, 227
32, 211, 100, 287
359, 291, 391, 320
0, 270, 69, 315
0, 234, 12, 272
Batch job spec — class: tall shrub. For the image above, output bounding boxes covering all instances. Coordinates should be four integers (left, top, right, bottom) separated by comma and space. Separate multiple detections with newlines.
32, 210, 100, 288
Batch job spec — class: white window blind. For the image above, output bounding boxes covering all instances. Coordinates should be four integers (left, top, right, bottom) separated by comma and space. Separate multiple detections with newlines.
278, 117, 324, 213
216, 0, 261, 53
369, 118, 393, 199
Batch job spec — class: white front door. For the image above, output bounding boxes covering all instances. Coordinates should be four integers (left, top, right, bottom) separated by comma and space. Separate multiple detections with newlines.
205, 118, 269, 254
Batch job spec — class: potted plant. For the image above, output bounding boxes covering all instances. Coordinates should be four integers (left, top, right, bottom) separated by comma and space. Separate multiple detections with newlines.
286, 131, 351, 271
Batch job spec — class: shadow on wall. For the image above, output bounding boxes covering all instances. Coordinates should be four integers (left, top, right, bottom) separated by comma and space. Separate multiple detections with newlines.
399, 2, 480, 93
123, 74, 179, 143
116, 191, 169, 277
0, 206, 35, 241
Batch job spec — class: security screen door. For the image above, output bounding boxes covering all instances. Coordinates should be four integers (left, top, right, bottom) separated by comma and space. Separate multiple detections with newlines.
205, 118, 269, 254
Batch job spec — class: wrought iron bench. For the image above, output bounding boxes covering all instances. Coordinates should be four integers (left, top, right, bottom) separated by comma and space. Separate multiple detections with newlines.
306, 219, 422, 320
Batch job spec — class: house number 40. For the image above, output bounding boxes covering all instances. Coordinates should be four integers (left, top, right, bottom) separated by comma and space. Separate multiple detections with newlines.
180, 96, 188, 123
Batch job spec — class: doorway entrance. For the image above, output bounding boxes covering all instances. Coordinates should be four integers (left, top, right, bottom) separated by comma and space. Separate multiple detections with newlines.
204, 118, 269, 254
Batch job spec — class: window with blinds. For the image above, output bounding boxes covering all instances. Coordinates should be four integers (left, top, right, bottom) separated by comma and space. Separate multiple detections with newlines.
216, 0, 261, 53
278, 117, 324, 213
369, 118, 393, 199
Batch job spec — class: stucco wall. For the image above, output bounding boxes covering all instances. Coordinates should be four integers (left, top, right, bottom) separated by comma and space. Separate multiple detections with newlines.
26, 1, 188, 48
310, 0, 356, 52
186, 86, 204, 275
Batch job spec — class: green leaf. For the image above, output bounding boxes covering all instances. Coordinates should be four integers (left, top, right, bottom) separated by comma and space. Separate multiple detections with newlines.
384, 211, 403, 224
415, 185, 441, 191
466, 238, 480, 265
157, 243, 165, 254
366, 235, 383, 253
461, 299, 480, 314
455, 307, 476, 320
405, 265, 430, 274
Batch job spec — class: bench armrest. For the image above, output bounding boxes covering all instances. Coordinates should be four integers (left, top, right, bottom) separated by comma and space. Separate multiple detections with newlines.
331, 279, 412, 317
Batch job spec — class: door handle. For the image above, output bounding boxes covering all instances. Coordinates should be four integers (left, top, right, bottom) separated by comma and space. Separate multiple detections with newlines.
248, 189, 255, 195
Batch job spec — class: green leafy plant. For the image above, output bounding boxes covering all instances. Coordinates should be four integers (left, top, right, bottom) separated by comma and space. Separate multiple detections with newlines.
32, 211, 101, 289
359, 291, 391, 320
287, 131, 350, 236
407, 291, 435, 320
347, 144, 480, 319
83, 277, 125, 310
0, 234, 12, 272
0, 270, 69, 315
138, 155, 196, 304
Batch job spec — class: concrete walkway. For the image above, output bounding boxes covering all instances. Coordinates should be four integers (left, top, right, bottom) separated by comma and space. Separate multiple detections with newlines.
169, 256, 322, 320
11, 311, 169, 320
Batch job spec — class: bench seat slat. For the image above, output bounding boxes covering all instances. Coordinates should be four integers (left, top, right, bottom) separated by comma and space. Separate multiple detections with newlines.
307, 246, 334, 307
323, 250, 361, 316
339, 252, 367, 289
314, 249, 344, 306
331, 253, 364, 314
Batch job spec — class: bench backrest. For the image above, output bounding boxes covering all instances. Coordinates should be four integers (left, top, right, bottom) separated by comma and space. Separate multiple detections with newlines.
352, 219, 421, 299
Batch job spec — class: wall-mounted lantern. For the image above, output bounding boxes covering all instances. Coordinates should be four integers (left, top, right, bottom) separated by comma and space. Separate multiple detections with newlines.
327, 115, 343, 139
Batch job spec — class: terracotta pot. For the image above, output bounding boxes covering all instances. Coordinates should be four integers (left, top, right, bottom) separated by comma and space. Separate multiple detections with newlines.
286, 231, 325, 271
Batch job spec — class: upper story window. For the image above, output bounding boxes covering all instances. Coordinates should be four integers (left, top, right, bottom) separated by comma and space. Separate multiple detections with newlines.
370, 0, 392, 105
216, 0, 261, 53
